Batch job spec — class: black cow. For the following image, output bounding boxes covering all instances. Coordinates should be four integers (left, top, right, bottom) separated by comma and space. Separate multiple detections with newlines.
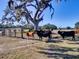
35, 30, 52, 40
58, 31, 75, 40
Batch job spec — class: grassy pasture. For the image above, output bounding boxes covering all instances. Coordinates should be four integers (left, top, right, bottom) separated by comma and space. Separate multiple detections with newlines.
0, 29, 79, 59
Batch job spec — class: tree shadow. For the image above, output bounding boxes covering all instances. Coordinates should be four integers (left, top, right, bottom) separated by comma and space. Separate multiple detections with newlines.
37, 45, 79, 59
39, 51, 79, 59
46, 38, 63, 43
68, 42, 79, 44
66, 39, 79, 44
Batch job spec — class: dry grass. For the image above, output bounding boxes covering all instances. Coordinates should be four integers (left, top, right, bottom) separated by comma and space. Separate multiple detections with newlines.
0, 34, 79, 59
0, 36, 48, 59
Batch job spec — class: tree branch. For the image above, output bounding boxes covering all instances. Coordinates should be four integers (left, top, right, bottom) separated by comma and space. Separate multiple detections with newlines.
38, 15, 43, 22
27, 4, 37, 9
34, 9, 39, 20
23, 5, 34, 23
35, 0, 38, 6
15, 1, 27, 9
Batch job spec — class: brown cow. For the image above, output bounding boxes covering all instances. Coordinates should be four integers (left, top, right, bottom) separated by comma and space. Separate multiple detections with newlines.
26, 32, 34, 39
75, 29, 79, 34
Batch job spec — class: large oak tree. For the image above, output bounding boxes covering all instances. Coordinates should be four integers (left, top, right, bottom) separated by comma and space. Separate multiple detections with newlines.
4, 0, 67, 30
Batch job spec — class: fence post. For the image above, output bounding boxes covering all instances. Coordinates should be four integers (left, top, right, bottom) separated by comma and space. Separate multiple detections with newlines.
9, 28, 11, 37
21, 27, 24, 39
2, 28, 5, 36
14, 29, 16, 37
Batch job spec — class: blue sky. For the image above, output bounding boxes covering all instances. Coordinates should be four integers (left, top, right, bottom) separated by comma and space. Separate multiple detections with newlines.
40, 0, 79, 28
0, 0, 7, 18
0, 0, 79, 28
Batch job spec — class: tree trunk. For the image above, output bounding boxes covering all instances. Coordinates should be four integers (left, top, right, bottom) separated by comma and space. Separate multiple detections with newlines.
34, 22, 39, 30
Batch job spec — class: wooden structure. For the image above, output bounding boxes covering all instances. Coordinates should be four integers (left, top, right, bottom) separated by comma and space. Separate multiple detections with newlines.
0, 28, 24, 38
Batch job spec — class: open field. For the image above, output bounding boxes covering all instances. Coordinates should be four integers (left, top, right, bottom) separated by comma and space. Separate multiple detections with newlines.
0, 29, 79, 59
0, 34, 79, 59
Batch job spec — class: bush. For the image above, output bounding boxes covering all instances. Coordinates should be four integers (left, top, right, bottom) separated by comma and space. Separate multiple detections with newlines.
75, 22, 79, 29
41, 23, 57, 30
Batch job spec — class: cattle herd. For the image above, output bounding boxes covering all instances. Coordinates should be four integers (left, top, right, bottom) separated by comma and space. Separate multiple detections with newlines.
26, 29, 77, 41
0, 28, 78, 41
